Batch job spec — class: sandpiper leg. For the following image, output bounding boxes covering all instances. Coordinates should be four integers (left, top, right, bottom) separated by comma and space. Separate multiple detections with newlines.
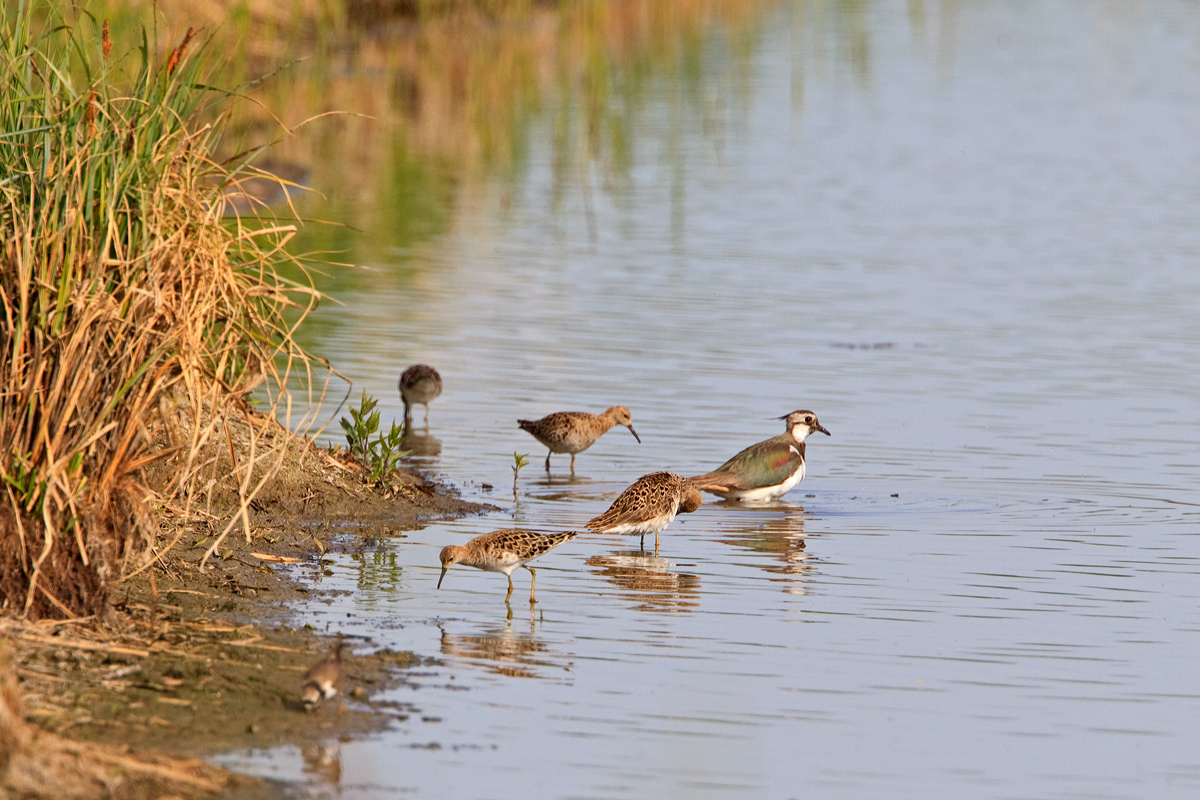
505, 575, 514, 602
526, 566, 538, 604
423, 405, 430, 424
654, 530, 660, 555
544, 452, 551, 471
570, 454, 576, 474
639, 531, 646, 552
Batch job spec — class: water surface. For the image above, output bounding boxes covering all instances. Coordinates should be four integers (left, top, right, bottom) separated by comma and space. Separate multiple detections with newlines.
223, 2, 1200, 798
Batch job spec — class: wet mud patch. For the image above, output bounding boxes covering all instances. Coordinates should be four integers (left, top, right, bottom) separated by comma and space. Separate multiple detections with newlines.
4, 423, 497, 798
8, 613, 421, 757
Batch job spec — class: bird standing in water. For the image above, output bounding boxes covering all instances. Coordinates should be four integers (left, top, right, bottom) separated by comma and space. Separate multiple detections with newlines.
585, 471, 703, 552
399, 364, 442, 426
438, 528, 577, 604
689, 410, 830, 502
517, 406, 641, 473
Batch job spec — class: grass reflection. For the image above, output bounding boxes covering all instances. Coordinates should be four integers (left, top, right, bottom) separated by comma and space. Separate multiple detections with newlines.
74, 0, 919, 357
85, 0, 780, 256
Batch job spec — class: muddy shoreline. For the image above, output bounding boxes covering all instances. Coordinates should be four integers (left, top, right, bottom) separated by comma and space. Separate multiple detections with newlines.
5, 434, 494, 799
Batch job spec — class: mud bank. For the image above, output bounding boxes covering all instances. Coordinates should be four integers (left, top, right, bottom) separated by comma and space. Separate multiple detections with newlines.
4, 430, 494, 799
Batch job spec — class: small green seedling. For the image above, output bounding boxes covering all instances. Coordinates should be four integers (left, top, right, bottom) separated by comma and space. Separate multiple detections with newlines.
340, 391, 410, 485
341, 391, 381, 465
512, 452, 530, 494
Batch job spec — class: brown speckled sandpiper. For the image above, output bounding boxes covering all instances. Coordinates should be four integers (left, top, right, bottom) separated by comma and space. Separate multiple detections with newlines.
301, 640, 346, 711
399, 364, 442, 425
438, 528, 577, 604
585, 471, 702, 552
517, 406, 641, 473
689, 410, 830, 502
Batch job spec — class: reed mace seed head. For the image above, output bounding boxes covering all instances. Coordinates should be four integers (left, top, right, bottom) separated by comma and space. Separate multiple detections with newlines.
166, 28, 195, 76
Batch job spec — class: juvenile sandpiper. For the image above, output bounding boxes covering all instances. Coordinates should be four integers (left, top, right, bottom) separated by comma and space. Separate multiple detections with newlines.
399, 364, 442, 425
301, 640, 346, 711
438, 529, 577, 604
517, 406, 641, 473
584, 471, 703, 552
688, 410, 830, 502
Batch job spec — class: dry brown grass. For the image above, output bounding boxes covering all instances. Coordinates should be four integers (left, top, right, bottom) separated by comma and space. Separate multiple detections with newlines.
1, 5, 328, 620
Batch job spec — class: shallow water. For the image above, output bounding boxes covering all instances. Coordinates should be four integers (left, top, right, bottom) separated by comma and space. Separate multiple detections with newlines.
221, 2, 1200, 798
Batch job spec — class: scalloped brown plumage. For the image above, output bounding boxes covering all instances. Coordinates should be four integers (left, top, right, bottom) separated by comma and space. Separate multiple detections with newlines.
437, 528, 577, 604
517, 406, 641, 473
585, 471, 702, 552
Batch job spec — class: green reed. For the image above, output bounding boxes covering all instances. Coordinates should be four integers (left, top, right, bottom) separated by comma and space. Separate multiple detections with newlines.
0, 2, 323, 618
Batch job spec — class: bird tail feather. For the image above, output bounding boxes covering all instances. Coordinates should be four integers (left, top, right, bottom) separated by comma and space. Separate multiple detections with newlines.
686, 473, 730, 492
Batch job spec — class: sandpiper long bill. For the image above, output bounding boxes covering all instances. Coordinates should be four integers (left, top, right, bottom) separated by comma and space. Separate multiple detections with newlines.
517, 405, 640, 473
438, 529, 577, 604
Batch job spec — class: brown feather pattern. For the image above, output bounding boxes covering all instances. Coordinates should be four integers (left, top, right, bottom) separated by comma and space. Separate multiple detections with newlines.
585, 471, 702, 550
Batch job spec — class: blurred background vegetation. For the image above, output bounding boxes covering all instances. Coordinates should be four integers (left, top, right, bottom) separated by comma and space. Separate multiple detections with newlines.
79, 0, 781, 261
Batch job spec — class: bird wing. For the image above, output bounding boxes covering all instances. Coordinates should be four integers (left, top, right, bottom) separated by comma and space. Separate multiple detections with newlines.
485, 528, 575, 558
519, 411, 586, 428
528, 530, 577, 555
585, 476, 681, 530
689, 436, 804, 492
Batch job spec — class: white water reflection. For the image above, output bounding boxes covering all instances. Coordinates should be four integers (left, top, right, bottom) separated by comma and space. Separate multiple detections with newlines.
221, 1, 1200, 798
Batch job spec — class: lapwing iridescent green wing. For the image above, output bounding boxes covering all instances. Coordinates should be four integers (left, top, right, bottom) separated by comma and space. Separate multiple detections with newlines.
688, 410, 830, 502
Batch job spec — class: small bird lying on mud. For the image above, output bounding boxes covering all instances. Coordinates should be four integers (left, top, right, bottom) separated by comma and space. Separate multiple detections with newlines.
301, 640, 346, 711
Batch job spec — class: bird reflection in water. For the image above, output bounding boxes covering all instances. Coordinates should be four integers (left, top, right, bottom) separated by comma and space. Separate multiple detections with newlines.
716, 508, 818, 594
529, 471, 590, 494
585, 551, 700, 612
439, 618, 568, 680
301, 742, 342, 785
400, 428, 442, 458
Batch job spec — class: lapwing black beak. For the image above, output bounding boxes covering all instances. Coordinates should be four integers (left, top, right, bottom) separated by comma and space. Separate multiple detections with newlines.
815, 423, 831, 436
